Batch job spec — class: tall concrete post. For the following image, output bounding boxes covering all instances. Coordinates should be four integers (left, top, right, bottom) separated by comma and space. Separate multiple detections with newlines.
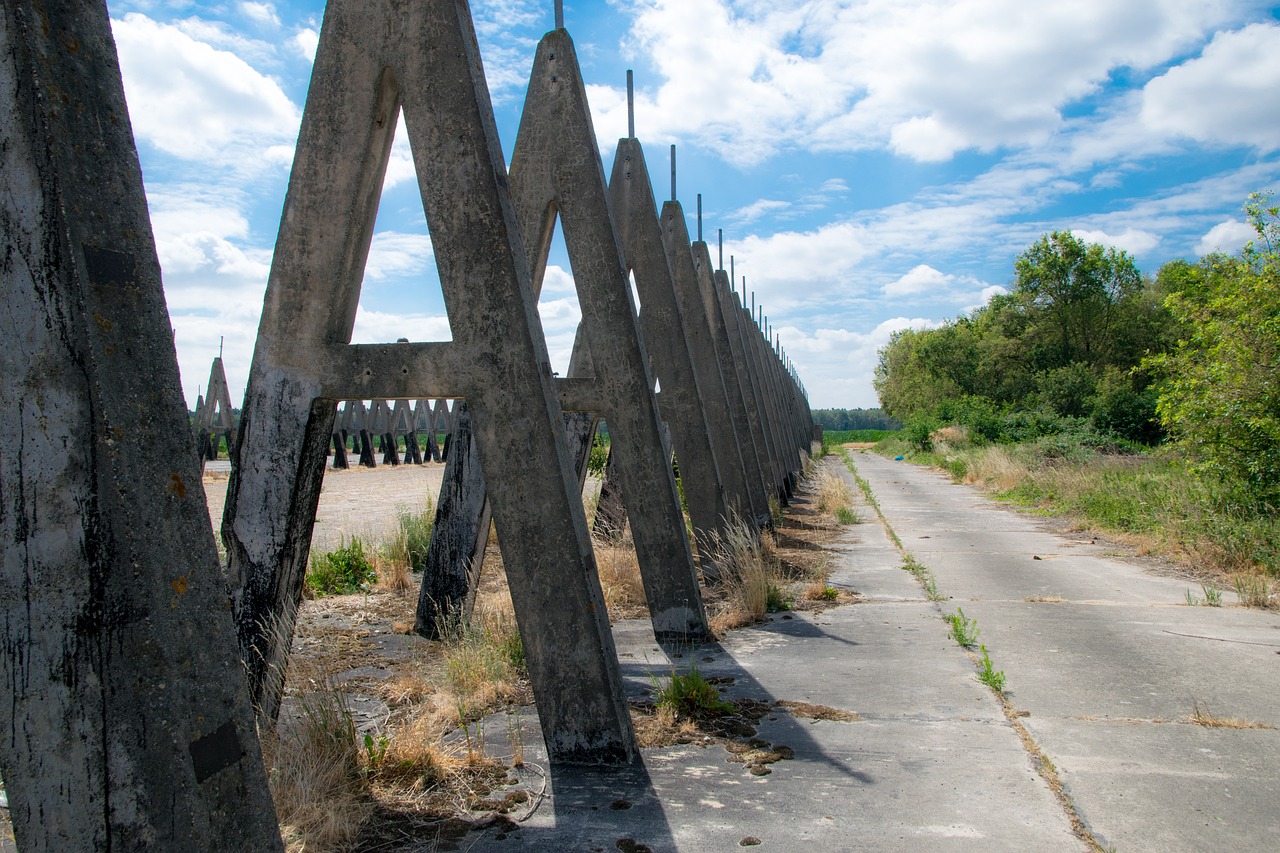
608, 138, 731, 571
222, 0, 635, 764
0, 1, 282, 848
660, 203, 760, 524
506, 28, 706, 641
692, 244, 772, 524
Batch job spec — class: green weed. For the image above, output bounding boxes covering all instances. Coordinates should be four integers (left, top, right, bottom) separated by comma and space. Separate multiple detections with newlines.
947, 608, 980, 647
976, 644, 1006, 692
654, 660, 734, 720
307, 537, 377, 596
835, 506, 861, 525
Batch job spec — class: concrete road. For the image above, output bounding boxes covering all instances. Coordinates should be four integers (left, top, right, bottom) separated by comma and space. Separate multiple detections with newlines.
849, 450, 1280, 853
460, 452, 1278, 852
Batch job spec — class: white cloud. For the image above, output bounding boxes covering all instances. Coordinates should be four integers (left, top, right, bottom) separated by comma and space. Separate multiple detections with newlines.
884, 264, 948, 296
1141, 23, 1280, 151
363, 232, 435, 281
594, 0, 1238, 164
1195, 218, 1256, 255
239, 2, 280, 28
1071, 227, 1161, 255
112, 13, 301, 163
781, 317, 942, 407
728, 199, 791, 224
351, 308, 452, 344
291, 27, 319, 62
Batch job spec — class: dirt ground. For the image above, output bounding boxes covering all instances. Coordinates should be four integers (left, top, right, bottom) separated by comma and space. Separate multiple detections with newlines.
203, 459, 448, 555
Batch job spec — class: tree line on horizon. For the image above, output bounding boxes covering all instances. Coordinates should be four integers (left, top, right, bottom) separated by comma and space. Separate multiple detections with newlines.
873, 191, 1279, 508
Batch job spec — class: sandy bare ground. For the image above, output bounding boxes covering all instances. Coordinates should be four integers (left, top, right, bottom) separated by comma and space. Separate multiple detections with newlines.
203, 460, 447, 555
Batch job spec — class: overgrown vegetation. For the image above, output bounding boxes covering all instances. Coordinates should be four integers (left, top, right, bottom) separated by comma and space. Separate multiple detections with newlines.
306, 537, 377, 596
653, 660, 735, 722
868, 195, 1280, 589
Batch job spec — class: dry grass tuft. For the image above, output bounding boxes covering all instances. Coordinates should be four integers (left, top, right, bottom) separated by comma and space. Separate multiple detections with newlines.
1189, 701, 1276, 730
705, 519, 780, 634
268, 683, 374, 853
963, 446, 1026, 491
1231, 573, 1277, 609
593, 536, 648, 619
776, 700, 860, 722
813, 471, 853, 516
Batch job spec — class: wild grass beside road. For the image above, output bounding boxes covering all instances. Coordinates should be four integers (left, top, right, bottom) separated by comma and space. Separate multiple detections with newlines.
872, 429, 1278, 603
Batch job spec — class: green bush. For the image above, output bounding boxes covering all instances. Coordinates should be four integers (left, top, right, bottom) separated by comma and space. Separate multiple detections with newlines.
308, 537, 377, 596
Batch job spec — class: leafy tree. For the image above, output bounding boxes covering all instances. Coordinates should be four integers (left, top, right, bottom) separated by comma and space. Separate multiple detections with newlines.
1149, 193, 1280, 505
1013, 231, 1143, 368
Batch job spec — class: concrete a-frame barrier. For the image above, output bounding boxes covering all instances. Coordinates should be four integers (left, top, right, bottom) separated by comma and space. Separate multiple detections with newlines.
609, 138, 732, 573
415, 27, 708, 643
691, 242, 773, 524
506, 29, 707, 642
659, 202, 762, 524
222, 0, 636, 764
0, 1, 281, 848
714, 266, 786, 502
196, 356, 238, 468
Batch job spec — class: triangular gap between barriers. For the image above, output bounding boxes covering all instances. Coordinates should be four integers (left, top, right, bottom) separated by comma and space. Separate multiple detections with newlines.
353, 100, 454, 346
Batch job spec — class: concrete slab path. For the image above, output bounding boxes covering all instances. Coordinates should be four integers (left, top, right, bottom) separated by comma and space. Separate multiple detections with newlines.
458, 451, 1279, 851
848, 450, 1280, 853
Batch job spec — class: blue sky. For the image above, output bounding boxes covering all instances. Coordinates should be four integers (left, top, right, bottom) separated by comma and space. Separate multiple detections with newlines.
110, 0, 1280, 409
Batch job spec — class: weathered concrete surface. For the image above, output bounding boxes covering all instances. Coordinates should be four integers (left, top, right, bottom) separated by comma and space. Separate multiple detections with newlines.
851, 450, 1280, 852
506, 29, 706, 642
459, 458, 1081, 851
223, 0, 636, 763
0, 1, 281, 848
609, 138, 731, 567
660, 205, 759, 524
691, 243, 771, 524
415, 402, 491, 637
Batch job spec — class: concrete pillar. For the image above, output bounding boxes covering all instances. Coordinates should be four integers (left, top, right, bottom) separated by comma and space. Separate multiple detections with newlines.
608, 138, 731, 573
221, 0, 635, 764
691, 244, 772, 525
415, 401, 491, 636
0, 1, 282, 848
505, 28, 706, 641
659, 203, 760, 525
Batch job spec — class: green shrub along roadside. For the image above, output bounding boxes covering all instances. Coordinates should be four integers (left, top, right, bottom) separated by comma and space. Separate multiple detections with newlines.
872, 427, 1278, 585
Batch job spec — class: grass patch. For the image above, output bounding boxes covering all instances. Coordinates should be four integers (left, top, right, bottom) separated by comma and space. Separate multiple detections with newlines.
706, 518, 782, 633
307, 537, 377, 597
902, 554, 944, 601
835, 506, 861, 525
813, 471, 854, 516
653, 660, 735, 723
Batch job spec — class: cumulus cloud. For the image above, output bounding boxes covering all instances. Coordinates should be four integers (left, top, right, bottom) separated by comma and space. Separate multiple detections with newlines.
1141, 23, 1280, 151
1195, 218, 1256, 255
239, 2, 280, 28
591, 0, 1236, 164
291, 27, 319, 62
363, 232, 435, 281
728, 199, 792, 224
1071, 227, 1161, 255
781, 317, 942, 407
884, 264, 948, 297
112, 13, 301, 163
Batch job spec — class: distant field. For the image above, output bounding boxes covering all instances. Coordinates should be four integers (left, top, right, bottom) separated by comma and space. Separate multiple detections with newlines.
823, 429, 894, 445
